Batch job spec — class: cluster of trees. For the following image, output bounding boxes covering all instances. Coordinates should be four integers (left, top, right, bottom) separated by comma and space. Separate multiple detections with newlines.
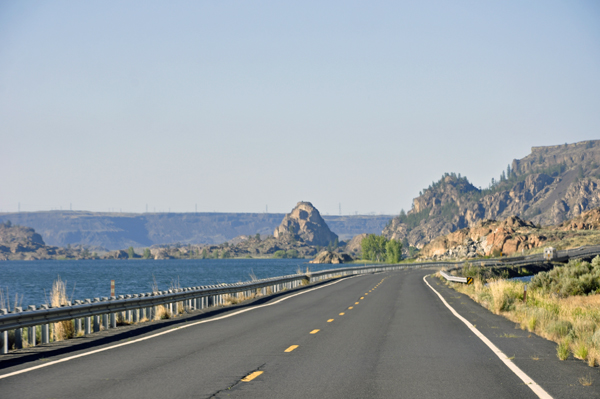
361, 234, 402, 263
273, 249, 300, 259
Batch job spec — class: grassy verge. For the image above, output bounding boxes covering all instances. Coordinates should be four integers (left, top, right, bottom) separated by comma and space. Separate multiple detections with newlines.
443, 257, 600, 367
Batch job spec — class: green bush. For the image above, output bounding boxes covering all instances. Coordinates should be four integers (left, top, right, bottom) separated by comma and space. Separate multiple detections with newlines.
530, 257, 600, 296
546, 320, 573, 339
286, 249, 299, 259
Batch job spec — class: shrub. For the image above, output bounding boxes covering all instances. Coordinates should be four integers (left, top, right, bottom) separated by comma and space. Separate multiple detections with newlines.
557, 340, 570, 360
531, 257, 600, 296
546, 320, 573, 339
574, 342, 589, 360
592, 329, 600, 349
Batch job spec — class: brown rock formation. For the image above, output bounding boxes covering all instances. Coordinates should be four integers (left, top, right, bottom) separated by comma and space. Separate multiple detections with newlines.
345, 233, 367, 255
274, 202, 338, 246
309, 250, 353, 264
384, 140, 600, 249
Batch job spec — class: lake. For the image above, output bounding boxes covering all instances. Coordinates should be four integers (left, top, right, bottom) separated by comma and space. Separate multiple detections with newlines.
0, 258, 348, 310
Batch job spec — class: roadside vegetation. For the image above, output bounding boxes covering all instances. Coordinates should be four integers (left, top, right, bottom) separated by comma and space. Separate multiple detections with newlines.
444, 257, 600, 367
361, 234, 402, 263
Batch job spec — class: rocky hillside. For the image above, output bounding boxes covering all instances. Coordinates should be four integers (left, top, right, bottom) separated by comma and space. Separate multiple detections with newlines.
273, 202, 338, 246
0, 211, 390, 250
419, 207, 600, 261
384, 140, 600, 248
0, 222, 97, 260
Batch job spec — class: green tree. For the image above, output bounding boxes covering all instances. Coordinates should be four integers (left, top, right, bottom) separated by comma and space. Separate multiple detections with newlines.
333, 237, 339, 249
255, 233, 261, 241
385, 240, 402, 263
201, 249, 208, 259
127, 246, 136, 259
273, 250, 287, 258
143, 248, 152, 259
361, 234, 388, 262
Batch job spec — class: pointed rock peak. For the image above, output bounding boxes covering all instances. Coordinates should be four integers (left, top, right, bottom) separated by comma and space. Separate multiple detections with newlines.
274, 202, 338, 246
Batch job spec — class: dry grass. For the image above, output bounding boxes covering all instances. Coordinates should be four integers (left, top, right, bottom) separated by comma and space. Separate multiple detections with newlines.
153, 305, 169, 320
579, 374, 594, 386
221, 292, 257, 306
50, 276, 75, 341
447, 272, 600, 367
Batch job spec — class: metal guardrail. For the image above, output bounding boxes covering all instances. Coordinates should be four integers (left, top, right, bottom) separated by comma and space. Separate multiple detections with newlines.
0, 262, 435, 354
439, 271, 467, 283
3, 244, 600, 355
436, 244, 600, 283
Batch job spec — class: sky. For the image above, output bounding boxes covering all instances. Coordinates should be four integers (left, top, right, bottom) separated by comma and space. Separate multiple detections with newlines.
1, 1, 599, 216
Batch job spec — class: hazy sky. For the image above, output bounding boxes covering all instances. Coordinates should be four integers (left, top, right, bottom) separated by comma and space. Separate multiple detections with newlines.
2, 1, 599, 215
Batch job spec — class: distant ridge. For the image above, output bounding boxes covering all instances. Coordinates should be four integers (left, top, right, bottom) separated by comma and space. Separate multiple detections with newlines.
0, 211, 392, 250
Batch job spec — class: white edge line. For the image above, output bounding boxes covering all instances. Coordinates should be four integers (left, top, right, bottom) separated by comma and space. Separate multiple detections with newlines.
423, 275, 553, 399
0, 276, 354, 380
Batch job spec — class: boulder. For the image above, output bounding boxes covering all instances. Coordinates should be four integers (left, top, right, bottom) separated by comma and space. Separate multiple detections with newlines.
346, 233, 367, 255
309, 250, 353, 264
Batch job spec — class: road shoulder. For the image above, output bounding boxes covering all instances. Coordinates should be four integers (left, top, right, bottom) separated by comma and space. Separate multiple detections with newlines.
424, 274, 600, 399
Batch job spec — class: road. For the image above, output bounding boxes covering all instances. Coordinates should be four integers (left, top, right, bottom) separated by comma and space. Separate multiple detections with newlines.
0, 268, 598, 398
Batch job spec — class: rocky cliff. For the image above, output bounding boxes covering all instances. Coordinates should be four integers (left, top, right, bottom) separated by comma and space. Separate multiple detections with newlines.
0, 222, 97, 260
419, 207, 600, 261
273, 202, 338, 246
384, 140, 600, 248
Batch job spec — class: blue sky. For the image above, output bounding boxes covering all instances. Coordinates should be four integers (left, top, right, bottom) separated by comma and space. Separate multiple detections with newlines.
2, 1, 599, 215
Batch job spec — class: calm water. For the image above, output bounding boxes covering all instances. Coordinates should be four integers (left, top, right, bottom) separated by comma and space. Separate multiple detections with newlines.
0, 259, 342, 309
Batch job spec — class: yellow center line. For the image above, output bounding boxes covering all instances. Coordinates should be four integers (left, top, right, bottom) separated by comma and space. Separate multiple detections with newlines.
339, 312, 345, 316
348, 306, 354, 309
327, 319, 334, 322
241, 371, 263, 382
355, 302, 359, 305
310, 329, 320, 334
365, 293, 368, 295
285, 345, 299, 352
360, 297, 364, 299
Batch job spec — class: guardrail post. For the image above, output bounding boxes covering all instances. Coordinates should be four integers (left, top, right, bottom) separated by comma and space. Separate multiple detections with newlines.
14, 307, 23, 349
101, 297, 109, 329
40, 304, 50, 344
93, 298, 101, 332
84, 299, 92, 335
1, 308, 7, 353
126, 295, 133, 322
73, 301, 82, 334
27, 305, 36, 347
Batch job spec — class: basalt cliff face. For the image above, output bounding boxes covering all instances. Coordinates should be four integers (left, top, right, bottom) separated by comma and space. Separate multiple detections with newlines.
384, 140, 600, 249
418, 207, 600, 261
0, 223, 96, 260
273, 202, 338, 246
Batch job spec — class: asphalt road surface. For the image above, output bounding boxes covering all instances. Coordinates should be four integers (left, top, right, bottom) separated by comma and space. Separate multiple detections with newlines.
1, 268, 598, 398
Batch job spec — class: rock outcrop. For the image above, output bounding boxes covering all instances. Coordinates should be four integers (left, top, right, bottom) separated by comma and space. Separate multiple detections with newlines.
0, 222, 99, 260
419, 207, 600, 261
309, 250, 353, 264
274, 202, 338, 246
345, 233, 367, 256
384, 140, 600, 248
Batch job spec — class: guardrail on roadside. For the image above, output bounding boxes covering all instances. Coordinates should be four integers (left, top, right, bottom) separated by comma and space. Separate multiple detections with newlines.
0, 262, 436, 355
439, 270, 467, 283
3, 244, 600, 355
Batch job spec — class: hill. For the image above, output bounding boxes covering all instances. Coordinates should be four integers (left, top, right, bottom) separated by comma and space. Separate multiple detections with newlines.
384, 140, 600, 248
